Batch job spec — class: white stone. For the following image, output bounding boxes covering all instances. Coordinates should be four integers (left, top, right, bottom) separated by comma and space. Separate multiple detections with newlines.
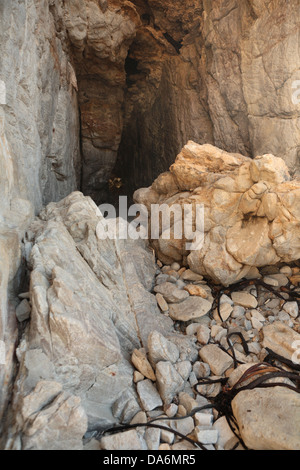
196, 325, 210, 345
194, 427, 218, 445
283, 301, 299, 318
194, 412, 213, 427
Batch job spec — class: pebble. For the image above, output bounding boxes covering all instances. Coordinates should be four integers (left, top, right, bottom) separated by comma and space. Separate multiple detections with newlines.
194, 427, 219, 445
263, 276, 279, 287
145, 427, 161, 450
169, 417, 195, 436
231, 305, 246, 318
199, 344, 234, 376
136, 379, 163, 411
250, 317, 263, 331
156, 293, 169, 312
133, 371, 145, 383
194, 412, 214, 427
283, 301, 298, 318
154, 282, 189, 303
16, 299, 31, 322
100, 429, 147, 450
231, 292, 258, 309
184, 284, 208, 298
181, 269, 204, 282
193, 361, 210, 378
175, 361, 192, 381
196, 325, 210, 345
131, 349, 156, 381
164, 403, 178, 418
218, 303, 233, 321
169, 297, 212, 322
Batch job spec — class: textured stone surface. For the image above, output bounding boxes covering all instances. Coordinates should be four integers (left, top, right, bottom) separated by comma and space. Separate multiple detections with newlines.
3, 192, 173, 448
135, 141, 300, 285
232, 387, 300, 450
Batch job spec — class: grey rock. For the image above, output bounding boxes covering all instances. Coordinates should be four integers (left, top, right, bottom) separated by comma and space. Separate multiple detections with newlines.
136, 379, 163, 412
15, 299, 31, 322
156, 361, 185, 404
199, 345, 234, 376
148, 330, 180, 365
154, 282, 189, 303
169, 297, 212, 322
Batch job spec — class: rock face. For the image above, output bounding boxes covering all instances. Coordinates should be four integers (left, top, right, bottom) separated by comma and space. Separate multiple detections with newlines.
117, 0, 300, 194
3, 192, 174, 449
134, 141, 300, 286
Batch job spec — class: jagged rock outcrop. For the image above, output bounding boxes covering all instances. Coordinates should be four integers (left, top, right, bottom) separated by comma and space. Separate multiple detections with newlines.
134, 141, 300, 286
3, 192, 176, 449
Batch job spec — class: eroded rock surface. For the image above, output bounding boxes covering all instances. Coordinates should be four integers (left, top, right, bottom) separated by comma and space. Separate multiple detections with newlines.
4, 192, 174, 449
134, 141, 300, 286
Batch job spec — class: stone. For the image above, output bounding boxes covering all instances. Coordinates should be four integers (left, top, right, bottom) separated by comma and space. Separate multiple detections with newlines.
218, 303, 233, 322
178, 392, 200, 415
164, 403, 178, 418
154, 282, 189, 303
15, 299, 31, 322
130, 411, 147, 426
194, 413, 214, 427
232, 387, 300, 450
250, 317, 263, 331
283, 301, 299, 319
5, 192, 174, 443
156, 293, 169, 313
199, 345, 234, 376
196, 325, 211, 345
100, 429, 147, 450
148, 331, 180, 365
231, 292, 258, 309
212, 416, 238, 450
175, 361, 192, 381
169, 417, 195, 436
194, 427, 219, 445
133, 371, 144, 383
19, 382, 88, 450
155, 362, 185, 404
169, 297, 212, 322
131, 349, 156, 381
136, 380, 163, 412
145, 427, 161, 450
181, 270, 203, 282
192, 362, 210, 379
184, 284, 208, 298
263, 276, 279, 287
262, 322, 300, 362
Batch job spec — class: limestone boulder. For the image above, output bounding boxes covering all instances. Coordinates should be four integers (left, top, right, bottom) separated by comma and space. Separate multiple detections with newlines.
134, 142, 300, 286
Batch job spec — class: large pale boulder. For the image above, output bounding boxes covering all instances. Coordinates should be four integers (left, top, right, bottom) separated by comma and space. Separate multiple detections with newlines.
134, 142, 300, 285
232, 387, 300, 450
